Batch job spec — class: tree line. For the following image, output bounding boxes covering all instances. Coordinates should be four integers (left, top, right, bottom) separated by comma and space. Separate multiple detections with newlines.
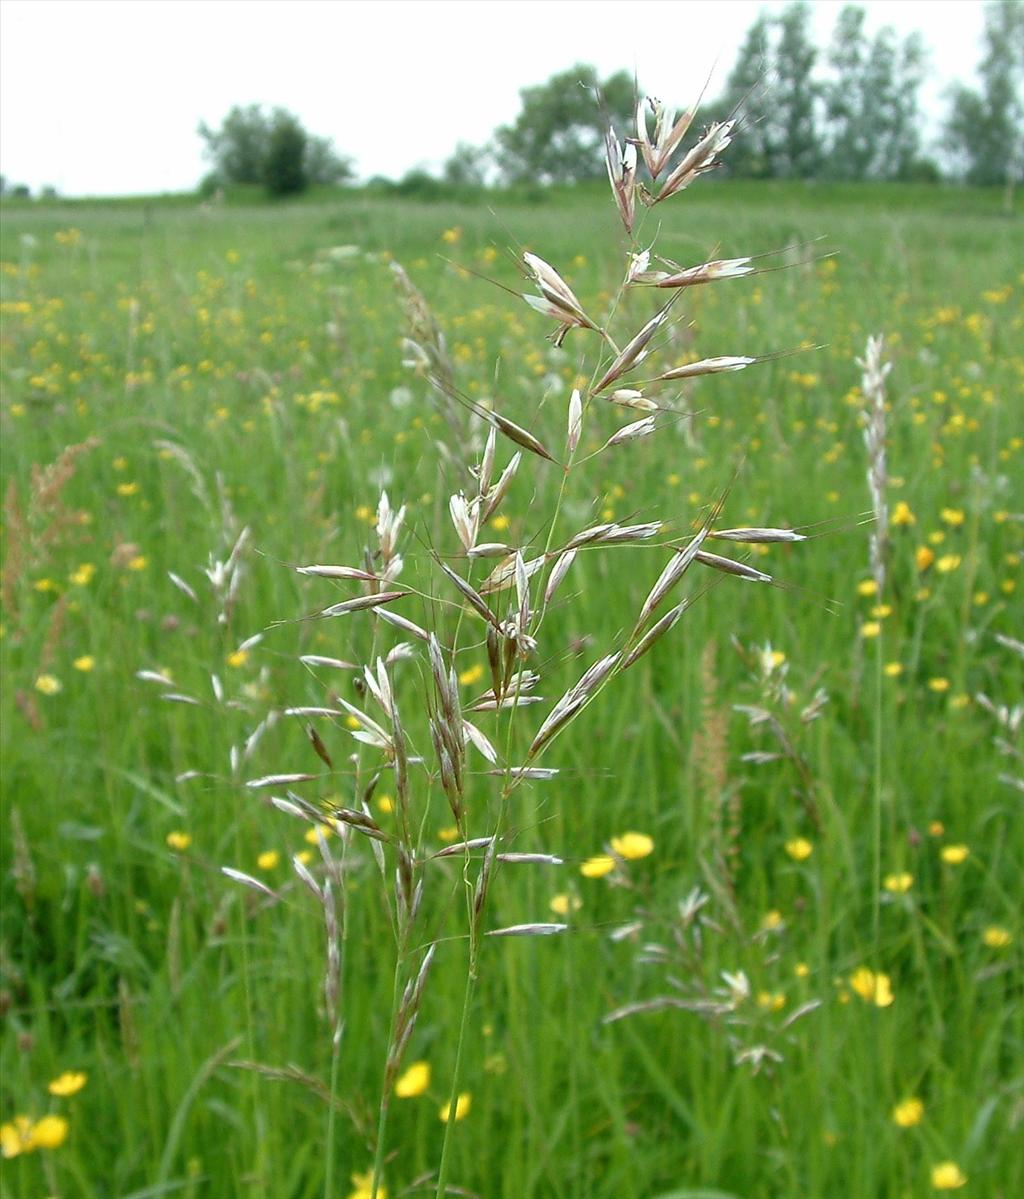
3, 2, 1018, 201
194, 3, 1019, 198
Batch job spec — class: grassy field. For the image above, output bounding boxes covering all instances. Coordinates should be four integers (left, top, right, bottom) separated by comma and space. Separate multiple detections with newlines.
1, 179, 1021, 1199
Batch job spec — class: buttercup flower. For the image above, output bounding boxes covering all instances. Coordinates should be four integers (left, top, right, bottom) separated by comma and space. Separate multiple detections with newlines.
580, 855, 615, 878
48, 1071, 87, 1097
439, 1092, 471, 1122
892, 1097, 924, 1127
849, 967, 894, 1007
27, 1114, 68, 1150
940, 844, 969, 865
931, 1161, 967, 1189
610, 832, 654, 860
784, 837, 813, 861
883, 872, 913, 894
394, 1060, 430, 1098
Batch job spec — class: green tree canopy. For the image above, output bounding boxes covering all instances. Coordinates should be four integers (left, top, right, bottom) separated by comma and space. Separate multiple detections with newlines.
824, 6, 926, 181
495, 64, 636, 184
946, 1, 1024, 187
198, 105, 353, 194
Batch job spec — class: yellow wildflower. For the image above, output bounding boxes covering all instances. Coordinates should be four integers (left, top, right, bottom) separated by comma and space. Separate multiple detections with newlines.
580, 855, 615, 878
940, 844, 969, 865
549, 893, 581, 916
439, 1092, 471, 1122
884, 662, 903, 677
849, 967, 894, 1007
226, 649, 249, 668
915, 546, 935, 571
856, 579, 878, 596
883, 872, 913, 894
892, 1097, 924, 1127
891, 500, 915, 526
761, 909, 785, 932
48, 1071, 87, 1097
458, 662, 484, 687
26, 1114, 68, 1150
257, 850, 280, 871
0, 1116, 35, 1158
35, 674, 62, 695
73, 655, 95, 672
610, 831, 654, 860
166, 831, 192, 852
756, 991, 786, 1012
347, 1170, 386, 1199
928, 678, 950, 693
784, 837, 813, 861
127, 555, 148, 571
860, 621, 881, 639
931, 1161, 967, 1190
936, 554, 961, 573
940, 508, 964, 526
982, 926, 1012, 948
70, 563, 96, 586
117, 481, 139, 496
394, 1060, 430, 1098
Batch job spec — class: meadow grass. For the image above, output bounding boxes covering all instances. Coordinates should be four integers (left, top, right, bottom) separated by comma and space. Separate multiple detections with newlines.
1, 178, 1022, 1199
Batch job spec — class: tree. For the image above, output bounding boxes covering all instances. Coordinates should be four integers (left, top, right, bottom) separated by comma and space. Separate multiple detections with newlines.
824, 6, 926, 181
263, 110, 308, 196
495, 64, 636, 184
773, 2, 821, 178
304, 134, 353, 186
946, 1, 1024, 187
716, 4, 819, 179
198, 105, 353, 194
443, 142, 491, 188
718, 13, 775, 178
199, 104, 269, 186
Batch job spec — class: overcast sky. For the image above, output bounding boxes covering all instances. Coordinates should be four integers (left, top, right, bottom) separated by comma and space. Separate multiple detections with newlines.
0, 0, 991, 196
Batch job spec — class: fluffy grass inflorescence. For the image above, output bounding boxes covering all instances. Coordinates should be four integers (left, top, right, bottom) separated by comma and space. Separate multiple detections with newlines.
225, 92, 813, 1198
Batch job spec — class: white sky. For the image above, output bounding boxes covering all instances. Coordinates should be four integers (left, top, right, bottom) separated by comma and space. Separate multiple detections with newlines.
0, 0, 989, 196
